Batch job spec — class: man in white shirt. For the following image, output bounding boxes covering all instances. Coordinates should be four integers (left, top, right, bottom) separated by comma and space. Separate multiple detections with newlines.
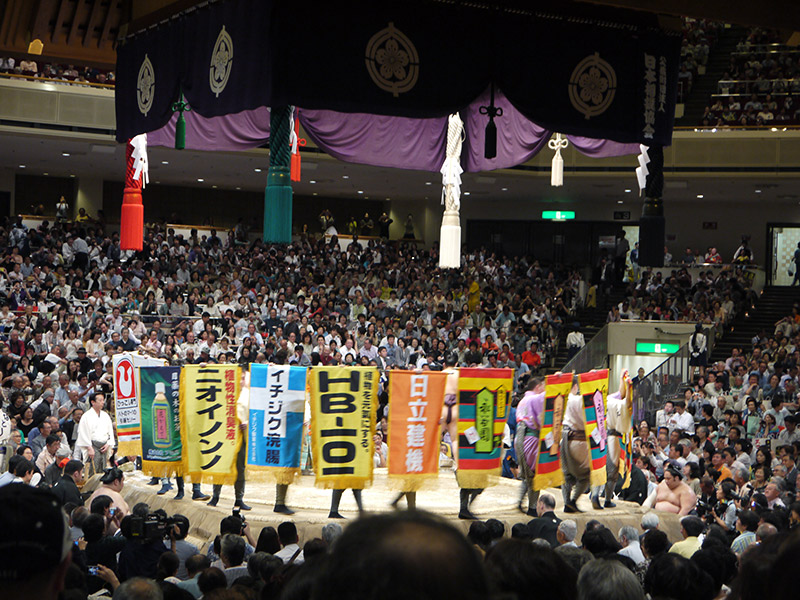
670, 401, 695, 435
275, 522, 305, 564
618, 526, 646, 565
75, 392, 116, 473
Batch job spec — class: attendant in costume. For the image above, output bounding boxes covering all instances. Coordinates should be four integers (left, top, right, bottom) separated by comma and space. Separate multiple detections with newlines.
591, 370, 631, 509
208, 369, 251, 510
515, 376, 545, 516
560, 376, 590, 513
75, 392, 115, 475
439, 354, 460, 462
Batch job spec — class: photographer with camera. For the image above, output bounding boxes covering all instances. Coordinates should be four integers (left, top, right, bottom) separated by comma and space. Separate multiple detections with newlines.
117, 509, 182, 582
207, 512, 257, 566
706, 481, 739, 534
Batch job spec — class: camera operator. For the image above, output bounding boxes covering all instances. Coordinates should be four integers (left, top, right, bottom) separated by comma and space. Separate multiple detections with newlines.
117, 509, 182, 581
207, 513, 257, 566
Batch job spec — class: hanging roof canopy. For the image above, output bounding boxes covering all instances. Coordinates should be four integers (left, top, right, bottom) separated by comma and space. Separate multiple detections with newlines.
116, 0, 680, 167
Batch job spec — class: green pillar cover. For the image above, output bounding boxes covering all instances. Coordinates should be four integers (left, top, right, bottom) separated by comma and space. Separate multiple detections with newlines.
264, 105, 293, 243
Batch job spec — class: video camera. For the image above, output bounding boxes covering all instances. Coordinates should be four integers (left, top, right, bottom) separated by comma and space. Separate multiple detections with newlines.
128, 512, 179, 542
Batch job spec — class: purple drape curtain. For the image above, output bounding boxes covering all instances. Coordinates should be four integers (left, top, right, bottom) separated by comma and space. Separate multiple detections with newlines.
462, 87, 552, 173
299, 110, 448, 172
568, 136, 640, 158
147, 107, 270, 150
144, 95, 638, 168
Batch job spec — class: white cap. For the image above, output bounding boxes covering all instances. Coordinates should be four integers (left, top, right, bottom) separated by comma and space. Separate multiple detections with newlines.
155, 382, 166, 395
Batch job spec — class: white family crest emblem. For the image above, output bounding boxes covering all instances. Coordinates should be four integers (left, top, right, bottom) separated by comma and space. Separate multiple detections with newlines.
365, 22, 419, 97
568, 53, 617, 120
137, 54, 155, 116
210, 25, 233, 97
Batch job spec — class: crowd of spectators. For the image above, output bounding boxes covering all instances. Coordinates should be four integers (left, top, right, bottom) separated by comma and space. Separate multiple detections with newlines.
0, 57, 115, 85
677, 18, 722, 101
699, 27, 800, 127
0, 211, 602, 476
3, 481, 800, 600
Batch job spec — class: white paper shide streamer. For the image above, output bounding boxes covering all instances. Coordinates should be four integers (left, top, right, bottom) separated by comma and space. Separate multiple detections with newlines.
636, 144, 650, 194
438, 113, 465, 269
130, 133, 149, 188
549, 133, 568, 187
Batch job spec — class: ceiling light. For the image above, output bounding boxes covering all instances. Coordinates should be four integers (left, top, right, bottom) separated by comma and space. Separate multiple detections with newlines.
464, 191, 471, 196
755, 190, 762, 194
212, 185, 217, 189
624, 189, 632, 193
425, 181, 432, 186
62, 152, 70, 157
313, 192, 318, 196
69, 174, 75, 178
696, 194, 704, 199
235, 186, 241, 190
309, 180, 316, 184
617, 200, 623, 204
385, 197, 391, 201
342, 175, 349, 179
357, 190, 364, 194
197, 178, 204, 182
18, 165, 25, 168
43, 172, 49, 176
254, 168, 262, 172
501, 187, 508, 191
162, 161, 169, 165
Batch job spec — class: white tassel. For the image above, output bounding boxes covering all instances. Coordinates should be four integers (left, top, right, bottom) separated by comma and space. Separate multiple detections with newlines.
439, 113, 465, 269
548, 133, 568, 187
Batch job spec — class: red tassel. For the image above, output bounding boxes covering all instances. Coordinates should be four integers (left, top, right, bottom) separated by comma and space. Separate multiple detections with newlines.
120, 188, 144, 251
290, 117, 306, 182
291, 152, 301, 182
121, 139, 144, 251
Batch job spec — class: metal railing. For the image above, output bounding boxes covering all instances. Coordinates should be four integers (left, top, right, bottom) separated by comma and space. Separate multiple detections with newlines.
632, 342, 691, 425
560, 324, 609, 375
716, 78, 800, 95
633, 322, 720, 424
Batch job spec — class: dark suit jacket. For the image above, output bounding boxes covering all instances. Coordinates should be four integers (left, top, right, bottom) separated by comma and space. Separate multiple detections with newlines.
618, 465, 649, 505
52, 474, 83, 506
527, 511, 562, 548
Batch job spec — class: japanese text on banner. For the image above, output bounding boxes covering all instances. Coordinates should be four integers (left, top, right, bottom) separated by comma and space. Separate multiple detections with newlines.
387, 371, 446, 491
309, 366, 376, 489
248, 364, 306, 484
181, 364, 241, 484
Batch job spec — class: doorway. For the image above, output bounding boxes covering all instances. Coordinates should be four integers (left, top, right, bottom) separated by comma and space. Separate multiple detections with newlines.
768, 225, 800, 286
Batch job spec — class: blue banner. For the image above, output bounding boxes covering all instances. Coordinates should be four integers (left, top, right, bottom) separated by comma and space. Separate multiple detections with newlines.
248, 364, 306, 482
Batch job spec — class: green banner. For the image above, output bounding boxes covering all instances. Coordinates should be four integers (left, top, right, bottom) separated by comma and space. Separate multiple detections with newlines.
140, 366, 183, 475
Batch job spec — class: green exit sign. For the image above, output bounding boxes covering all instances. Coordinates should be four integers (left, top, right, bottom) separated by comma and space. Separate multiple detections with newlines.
636, 342, 680, 354
542, 210, 575, 220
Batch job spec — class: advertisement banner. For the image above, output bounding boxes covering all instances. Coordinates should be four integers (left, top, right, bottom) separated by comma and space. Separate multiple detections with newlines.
579, 369, 609, 488
248, 364, 307, 484
181, 364, 242, 484
456, 368, 513, 489
309, 367, 377, 489
534, 373, 571, 491
113, 352, 166, 456
139, 366, 183, 477
387, 371, 447, 491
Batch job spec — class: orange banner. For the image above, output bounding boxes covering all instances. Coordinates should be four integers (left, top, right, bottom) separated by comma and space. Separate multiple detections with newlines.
387, 371, 447, 491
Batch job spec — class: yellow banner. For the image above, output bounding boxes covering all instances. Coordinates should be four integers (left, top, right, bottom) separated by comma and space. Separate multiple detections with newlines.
181, 365, 242, 485
309, 366, 377, 489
